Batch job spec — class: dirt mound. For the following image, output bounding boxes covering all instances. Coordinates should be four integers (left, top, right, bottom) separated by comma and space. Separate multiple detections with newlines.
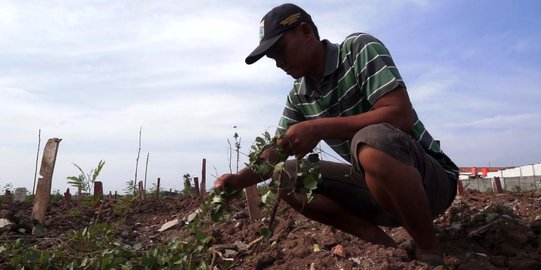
1, 189, 540, 269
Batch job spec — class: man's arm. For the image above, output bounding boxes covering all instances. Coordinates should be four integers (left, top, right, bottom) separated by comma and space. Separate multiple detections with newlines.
278, 86, 413, 159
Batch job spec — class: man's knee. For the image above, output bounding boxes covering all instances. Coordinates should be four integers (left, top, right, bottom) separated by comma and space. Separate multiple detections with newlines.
351, 123, 416, 172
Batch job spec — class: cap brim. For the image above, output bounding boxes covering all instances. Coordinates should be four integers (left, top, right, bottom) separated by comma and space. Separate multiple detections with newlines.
245, 34, 283, 65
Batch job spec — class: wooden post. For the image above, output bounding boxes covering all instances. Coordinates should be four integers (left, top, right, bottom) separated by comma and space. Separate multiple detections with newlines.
493, 177, 503, 193
200, 158, 206, 201
31, 138, 61, 223
94, 181, 103, 199
64, 188, 71, 207
193, 177, 200, 195
138, 181, 145, 200
457, 180, 464, 196
4, 190, 13, 204
156, 177, 161, 200
245, 185, 262, 220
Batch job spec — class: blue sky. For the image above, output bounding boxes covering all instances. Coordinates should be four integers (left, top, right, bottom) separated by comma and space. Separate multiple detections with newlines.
1, 0, 540, 194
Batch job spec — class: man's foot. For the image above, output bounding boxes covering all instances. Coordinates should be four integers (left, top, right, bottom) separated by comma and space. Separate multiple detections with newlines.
403, 240, 444, 266
416, 248, 444, 266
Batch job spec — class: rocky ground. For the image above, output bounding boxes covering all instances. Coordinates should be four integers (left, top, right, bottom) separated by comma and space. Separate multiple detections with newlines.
1, 189, 541, 269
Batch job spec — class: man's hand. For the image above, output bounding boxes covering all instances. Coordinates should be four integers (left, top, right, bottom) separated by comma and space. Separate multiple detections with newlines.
214, 173, 244, 191
278, 119, 321, 159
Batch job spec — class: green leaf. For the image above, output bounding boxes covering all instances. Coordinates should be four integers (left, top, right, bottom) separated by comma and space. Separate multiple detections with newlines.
195, 231, 210, 244
261, 190, 276, 205
273, 161, 285, 173
211, 196, 223, 204
303, 176, 319, 190
132, 243, 143, 251
255, 137, 266, 145
260, 228, 272, 239
263, 131, 272, 141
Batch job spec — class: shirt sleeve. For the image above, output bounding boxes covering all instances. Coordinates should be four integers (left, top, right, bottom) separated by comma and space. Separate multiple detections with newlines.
349, 34, 406, 105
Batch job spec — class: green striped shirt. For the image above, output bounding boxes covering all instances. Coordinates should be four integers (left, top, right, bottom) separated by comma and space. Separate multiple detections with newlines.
277, 33, 458, 176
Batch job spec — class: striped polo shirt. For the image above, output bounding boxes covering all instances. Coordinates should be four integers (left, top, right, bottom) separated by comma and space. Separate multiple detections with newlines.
276, 33, 458, 177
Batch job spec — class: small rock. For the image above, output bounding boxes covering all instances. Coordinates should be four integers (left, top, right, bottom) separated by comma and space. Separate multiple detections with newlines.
158, 219, 180, 232
185, 209, 201, 224
234, 212, 249, 219
0, 218, 13, 228
233, 240, 248, 251
331, 244, 345, 257
223, 249, 237, 257
32, 224, 45, 236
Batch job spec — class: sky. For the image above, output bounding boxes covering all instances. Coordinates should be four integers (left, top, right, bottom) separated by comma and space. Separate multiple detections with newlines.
1, 0, 540, 194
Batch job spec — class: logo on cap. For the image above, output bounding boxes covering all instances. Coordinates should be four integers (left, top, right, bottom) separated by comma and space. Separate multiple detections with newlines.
259, 20, 265, 42
280, 12, 301, 26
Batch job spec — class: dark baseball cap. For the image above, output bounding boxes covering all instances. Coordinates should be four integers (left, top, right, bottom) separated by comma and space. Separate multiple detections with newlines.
245, 3, 313, 65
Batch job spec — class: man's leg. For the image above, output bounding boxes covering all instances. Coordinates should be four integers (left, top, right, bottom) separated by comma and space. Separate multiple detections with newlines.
350, 123, 456, 265
357, 145, 441, 257
275, 160, 397, 247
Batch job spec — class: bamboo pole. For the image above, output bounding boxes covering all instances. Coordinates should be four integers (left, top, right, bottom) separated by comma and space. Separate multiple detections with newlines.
134, 126, 142, 194
144, 152, 150, 190
32, 129, 41, 196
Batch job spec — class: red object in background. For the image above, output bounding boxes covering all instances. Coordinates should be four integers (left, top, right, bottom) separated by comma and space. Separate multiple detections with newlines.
471, 167, 478, 176
482, 167, 489, 177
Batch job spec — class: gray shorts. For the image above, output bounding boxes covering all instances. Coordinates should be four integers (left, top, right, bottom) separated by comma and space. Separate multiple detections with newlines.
280, 123, 457, 227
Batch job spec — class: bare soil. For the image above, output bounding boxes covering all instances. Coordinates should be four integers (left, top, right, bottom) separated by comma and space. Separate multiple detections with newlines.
1, 189, 541, 269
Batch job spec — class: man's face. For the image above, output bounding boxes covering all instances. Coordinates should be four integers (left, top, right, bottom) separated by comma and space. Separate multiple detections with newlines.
265, 26, 308, 79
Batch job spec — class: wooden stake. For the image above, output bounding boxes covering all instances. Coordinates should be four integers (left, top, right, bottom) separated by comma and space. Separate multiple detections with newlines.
4, 190, 13, 204
156, 177, 161, 200
138, 181, 145, 200
194, 177, 200, 195
144, 152, 149, 190
493, 177, 503, 193
200, 158, 207, 201
64, 188, 71, 207
245, 185, 262, 220
31, 138, 61, 223
94, 181, 103, 199
457, 180, 464, 196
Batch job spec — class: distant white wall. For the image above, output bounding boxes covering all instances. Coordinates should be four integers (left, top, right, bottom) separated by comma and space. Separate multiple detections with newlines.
487, 163, 541, 178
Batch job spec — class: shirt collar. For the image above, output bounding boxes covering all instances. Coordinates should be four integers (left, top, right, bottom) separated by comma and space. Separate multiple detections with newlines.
298, 39, 339, 96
